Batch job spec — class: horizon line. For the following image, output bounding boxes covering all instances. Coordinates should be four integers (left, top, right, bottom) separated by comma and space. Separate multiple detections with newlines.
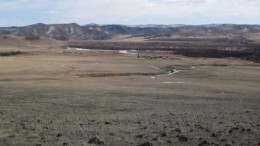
1, 23, 260, 28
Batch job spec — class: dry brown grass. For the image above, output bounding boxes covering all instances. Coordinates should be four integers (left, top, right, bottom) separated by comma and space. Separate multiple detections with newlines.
246, 32, 260, 42
0, 38, 259, 146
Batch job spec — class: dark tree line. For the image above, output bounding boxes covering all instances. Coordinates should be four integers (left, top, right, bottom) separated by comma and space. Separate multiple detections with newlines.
173, 48, 260, 63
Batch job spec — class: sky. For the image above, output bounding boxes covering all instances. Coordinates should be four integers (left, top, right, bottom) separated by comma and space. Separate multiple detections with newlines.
0, 0, 259, 27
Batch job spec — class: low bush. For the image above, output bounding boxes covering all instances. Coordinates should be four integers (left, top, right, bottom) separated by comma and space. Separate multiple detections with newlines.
0, 51, 22, 56
25, 35, 40, 40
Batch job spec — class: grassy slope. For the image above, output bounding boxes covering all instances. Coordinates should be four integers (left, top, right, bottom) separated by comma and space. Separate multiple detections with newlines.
0, 37, 259, 146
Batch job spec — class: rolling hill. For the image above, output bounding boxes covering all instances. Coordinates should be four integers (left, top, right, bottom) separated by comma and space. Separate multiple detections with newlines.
0, 23, 260, 41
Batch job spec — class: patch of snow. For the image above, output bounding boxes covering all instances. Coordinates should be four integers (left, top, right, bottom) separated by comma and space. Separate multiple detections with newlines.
168, 69, 181, 75
119, 50, 129, 54
151, 76, 156, 79
75, 48, 90, 51
119, 50, 138, 55
67, 47, 75, 50
47, 26, 55, 34
162, 81, 185, 84
67, 47, 90, 51
70, 27, 74, 34
96, 27, 101, 31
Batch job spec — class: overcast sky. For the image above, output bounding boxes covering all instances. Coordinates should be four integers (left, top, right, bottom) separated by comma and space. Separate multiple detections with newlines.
0, 0, 259, 26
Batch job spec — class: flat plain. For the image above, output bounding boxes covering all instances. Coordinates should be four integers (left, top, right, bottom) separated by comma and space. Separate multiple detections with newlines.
0, 36, 259, 146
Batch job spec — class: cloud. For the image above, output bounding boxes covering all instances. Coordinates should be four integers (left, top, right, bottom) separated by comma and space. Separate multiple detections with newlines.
0, 0, 259, 26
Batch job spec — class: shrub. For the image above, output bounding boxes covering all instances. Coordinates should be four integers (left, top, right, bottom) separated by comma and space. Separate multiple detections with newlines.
25, 35, 40, 40
0, 51, 22, 56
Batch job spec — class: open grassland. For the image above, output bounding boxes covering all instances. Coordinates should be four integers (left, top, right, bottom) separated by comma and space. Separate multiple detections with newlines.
0, 36, 259, 146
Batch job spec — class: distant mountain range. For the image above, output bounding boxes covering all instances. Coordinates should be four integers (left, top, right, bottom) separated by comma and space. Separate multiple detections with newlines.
0, 23, 259, 40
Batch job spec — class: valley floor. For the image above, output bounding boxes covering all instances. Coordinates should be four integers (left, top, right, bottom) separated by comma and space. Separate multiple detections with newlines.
0, 45, 259, 146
